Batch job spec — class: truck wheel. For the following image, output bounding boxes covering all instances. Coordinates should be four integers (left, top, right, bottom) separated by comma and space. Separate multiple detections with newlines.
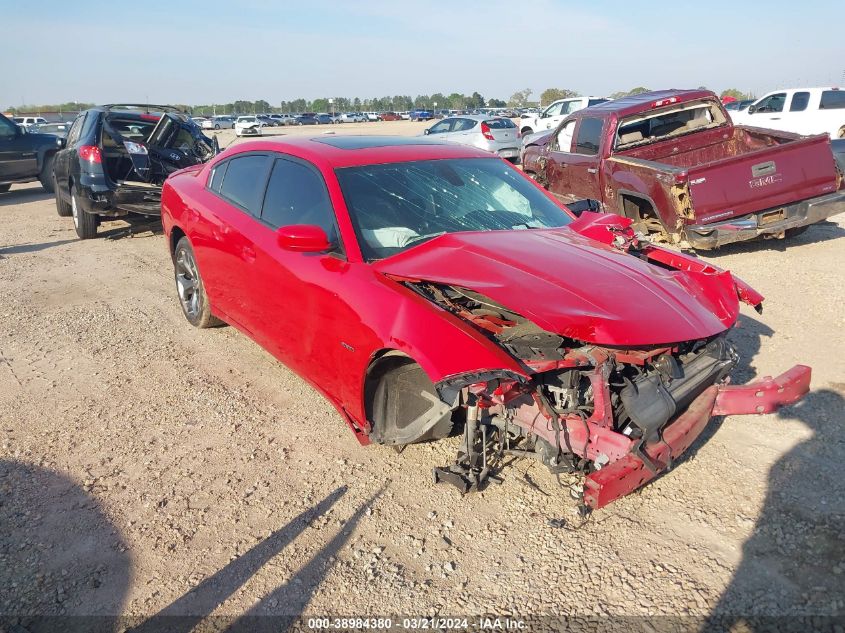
54, 174, 72, 217
521, 127, 534, 136
0, 184, 10, 193
173, 237, 222, 328
39, 154, 56, 193
70, 186, 97, 239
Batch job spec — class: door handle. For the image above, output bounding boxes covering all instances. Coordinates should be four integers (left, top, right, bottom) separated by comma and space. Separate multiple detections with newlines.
770, 117, 781, 120
587, 168, 598, 174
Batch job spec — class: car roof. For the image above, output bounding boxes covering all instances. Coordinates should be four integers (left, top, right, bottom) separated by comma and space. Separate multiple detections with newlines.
583, 89, 716, 117
443, 114, 506, 121
219, 135, 496, 168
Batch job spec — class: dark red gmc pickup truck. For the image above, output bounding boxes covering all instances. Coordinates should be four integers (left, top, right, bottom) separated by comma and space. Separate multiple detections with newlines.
522, 89, 845, 249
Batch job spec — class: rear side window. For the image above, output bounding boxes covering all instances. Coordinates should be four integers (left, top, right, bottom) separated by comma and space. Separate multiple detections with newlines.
483, 118, 515, 129
261, 158, 337, 241
790, 92, 810, 112
208, 161, 228, 193
588, 99, 608, 107
66, 113, 86, 146
574, 118, 604, 155
820, 90, 845, 110
218, 154, 270, 215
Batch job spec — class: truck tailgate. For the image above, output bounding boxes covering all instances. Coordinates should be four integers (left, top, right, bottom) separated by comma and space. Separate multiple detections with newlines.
687, 134, 840, 224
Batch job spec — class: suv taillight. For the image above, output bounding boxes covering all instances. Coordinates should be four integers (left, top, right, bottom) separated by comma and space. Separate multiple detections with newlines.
481, 122, 495, 140
78, 145, 102, 164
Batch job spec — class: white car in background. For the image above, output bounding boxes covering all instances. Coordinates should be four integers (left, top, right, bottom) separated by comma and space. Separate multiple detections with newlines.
518, 97, 609, 135
731, 87, 845, 139
340, 112, 366, 123
399, 111, 411, 120
235, 116, 263, 137
12, 116, 48, 129
204, 115, 236, 130
363, 112, 380, 122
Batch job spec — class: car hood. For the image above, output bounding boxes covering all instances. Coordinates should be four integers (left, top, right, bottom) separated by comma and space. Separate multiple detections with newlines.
374, 228, 743, 346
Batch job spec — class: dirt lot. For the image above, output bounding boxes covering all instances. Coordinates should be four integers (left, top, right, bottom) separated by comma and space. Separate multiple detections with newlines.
1, 120, 844, 630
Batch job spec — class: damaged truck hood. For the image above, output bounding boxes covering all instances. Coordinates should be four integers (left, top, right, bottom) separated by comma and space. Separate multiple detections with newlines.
374, 228, 744, 347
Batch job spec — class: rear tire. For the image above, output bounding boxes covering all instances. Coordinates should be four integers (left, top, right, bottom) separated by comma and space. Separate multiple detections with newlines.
54, 174, 71, 217
173, 237, 222, 328
39, 154, 55, 193
70, 186, 97, 239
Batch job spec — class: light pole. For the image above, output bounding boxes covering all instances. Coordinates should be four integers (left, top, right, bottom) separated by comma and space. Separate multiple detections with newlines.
433, 101, 437, 116
329, 98, 334, 118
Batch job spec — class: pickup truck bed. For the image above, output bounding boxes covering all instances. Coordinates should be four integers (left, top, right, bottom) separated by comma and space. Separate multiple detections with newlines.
523, 90, 845, 249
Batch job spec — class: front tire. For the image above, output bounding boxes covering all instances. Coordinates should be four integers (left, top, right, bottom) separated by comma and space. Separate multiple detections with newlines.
173, 237, 221, 328
70, 186, 97, 239
39, 154, 55, 193
54, 174, 71, 217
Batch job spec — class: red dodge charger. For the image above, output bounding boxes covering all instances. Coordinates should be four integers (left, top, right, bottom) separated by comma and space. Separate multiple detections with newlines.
160, 135, 810, 509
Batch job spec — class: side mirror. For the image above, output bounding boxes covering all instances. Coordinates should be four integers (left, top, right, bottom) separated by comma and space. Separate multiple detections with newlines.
276, 225, 332, 253
747, 104, 757, 114
423, 128, 430, 135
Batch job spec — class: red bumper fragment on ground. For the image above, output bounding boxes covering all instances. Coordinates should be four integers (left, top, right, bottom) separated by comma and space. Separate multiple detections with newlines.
583, 366, 811, 509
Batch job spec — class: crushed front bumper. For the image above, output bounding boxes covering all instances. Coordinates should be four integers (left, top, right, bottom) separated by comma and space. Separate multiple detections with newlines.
685, 192, 845, 249
583, 365, 811, 509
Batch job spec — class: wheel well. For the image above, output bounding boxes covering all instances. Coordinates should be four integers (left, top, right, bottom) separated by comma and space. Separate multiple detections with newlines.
619, 194, 654, 222
170, 226, 186, 259
520, 126, 533, 135
364, 351, 456, 445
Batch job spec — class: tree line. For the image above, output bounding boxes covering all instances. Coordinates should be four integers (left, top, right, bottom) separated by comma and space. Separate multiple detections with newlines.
6, 87, 756, 116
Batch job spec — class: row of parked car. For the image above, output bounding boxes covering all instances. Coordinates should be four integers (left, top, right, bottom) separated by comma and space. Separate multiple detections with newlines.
0, 92, 837, 510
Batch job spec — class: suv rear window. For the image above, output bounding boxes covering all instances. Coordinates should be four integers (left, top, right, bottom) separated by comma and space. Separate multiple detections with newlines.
483, 118, 515, 129
820, 90, 845, 110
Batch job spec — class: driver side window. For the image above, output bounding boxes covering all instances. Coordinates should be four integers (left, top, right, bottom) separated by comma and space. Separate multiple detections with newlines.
0, 116, 17, 139
543, 102, 564, 118
554, 120, 576, 152
429, 120, 454, 134
754, 93, 786, 113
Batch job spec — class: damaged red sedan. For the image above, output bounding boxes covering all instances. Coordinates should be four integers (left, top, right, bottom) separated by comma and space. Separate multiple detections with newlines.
160, 136, 810, 510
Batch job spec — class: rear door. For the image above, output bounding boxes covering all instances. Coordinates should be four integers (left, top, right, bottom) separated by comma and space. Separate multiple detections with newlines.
192, 153, 273, 329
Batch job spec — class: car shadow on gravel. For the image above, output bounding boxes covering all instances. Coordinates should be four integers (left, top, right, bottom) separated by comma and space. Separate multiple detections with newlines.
703, 220, 845, 257
0, 459, 131, 628
701, 388, 845, 631
132, 484, 384, 633
0, 188, 52, 207
0, 238, 77, 255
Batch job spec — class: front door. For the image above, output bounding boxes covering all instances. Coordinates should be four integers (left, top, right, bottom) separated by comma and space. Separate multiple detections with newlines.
0, 116, 36, 181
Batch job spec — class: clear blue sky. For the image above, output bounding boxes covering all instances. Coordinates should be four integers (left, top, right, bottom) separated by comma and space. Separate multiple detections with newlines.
1, 0, 843, 106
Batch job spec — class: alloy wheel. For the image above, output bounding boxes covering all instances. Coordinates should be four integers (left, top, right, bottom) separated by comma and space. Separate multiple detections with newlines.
175, 248, 200, 319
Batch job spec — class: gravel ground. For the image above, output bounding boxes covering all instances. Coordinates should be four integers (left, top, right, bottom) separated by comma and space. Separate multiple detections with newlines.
1, 121, 844, 631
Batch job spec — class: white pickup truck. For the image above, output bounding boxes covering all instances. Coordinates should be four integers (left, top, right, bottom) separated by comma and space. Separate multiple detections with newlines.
518, 97, 609, 136
731, 87, 845, 139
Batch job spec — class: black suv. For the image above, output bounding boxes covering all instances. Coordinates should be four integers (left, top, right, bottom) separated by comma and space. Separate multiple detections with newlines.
52, 104, 218, 239
0, 112, 64, 194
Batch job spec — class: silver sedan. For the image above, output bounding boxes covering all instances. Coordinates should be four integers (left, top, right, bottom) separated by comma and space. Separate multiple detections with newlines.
422, 115, 521, 162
